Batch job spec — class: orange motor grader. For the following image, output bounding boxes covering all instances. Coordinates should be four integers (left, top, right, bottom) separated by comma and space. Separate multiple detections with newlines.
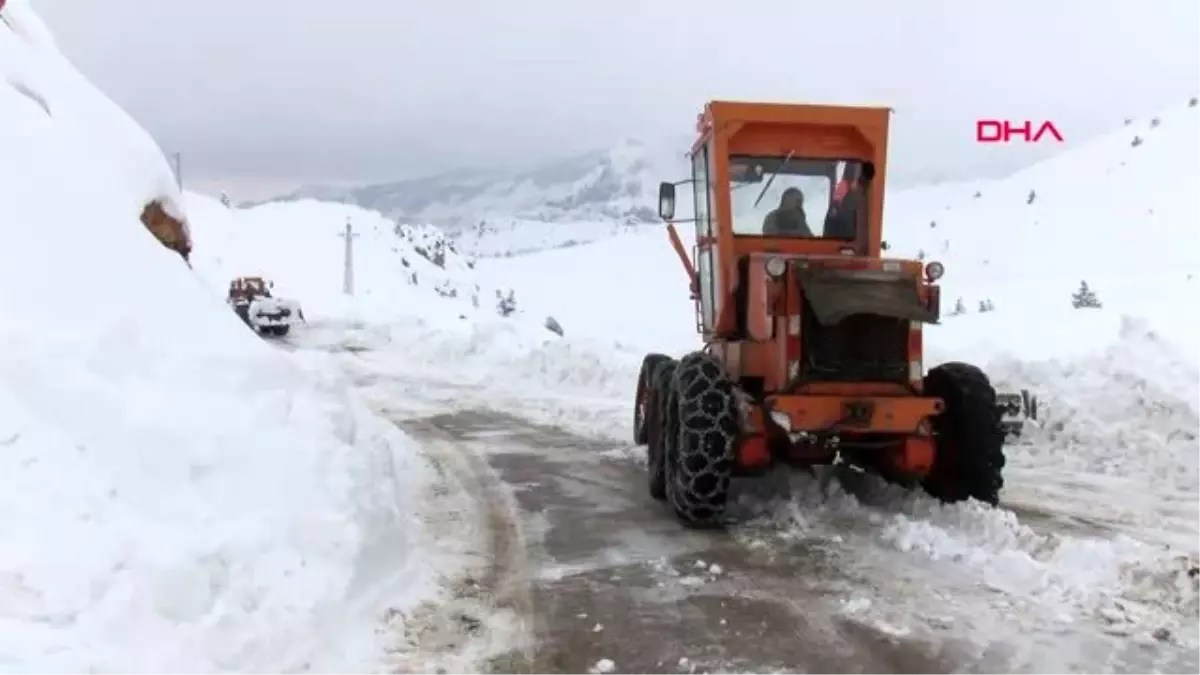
634, 100, 1024, 528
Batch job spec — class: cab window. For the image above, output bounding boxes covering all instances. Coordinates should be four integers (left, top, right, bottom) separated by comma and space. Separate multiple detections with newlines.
728, 155, 865, 240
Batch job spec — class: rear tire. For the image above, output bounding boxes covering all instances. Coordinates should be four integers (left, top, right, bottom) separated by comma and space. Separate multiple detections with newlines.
665, 351, 739, 528
634, 353, 672, 445
921, 361, 1006, 506
645, 358, 677, 501
272, 325, 291, 337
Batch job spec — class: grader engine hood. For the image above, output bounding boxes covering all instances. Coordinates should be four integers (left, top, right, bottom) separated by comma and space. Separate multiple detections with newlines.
795, 266, 938, 325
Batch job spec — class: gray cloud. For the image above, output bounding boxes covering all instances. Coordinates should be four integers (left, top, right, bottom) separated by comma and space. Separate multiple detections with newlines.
34, 0, 1200, 195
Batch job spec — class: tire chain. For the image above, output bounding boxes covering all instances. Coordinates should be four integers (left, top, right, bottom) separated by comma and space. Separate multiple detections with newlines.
665, 352, 739, 526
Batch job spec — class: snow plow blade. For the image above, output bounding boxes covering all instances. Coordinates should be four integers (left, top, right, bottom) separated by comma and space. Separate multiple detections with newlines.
996, 388, 1038, 440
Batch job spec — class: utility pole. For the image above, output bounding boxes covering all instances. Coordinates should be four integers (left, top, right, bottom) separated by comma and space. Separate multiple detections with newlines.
172, 152, 183, 189
337, 217, 359, 295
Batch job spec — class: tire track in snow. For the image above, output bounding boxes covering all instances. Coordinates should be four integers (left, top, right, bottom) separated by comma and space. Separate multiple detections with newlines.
380, 415, 537, 673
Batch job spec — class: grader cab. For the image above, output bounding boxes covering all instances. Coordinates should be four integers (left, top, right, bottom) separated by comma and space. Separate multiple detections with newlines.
633, 100, 1036, 528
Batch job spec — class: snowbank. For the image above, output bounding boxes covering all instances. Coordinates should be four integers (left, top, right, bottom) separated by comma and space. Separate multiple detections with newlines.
0, 2, 437, 669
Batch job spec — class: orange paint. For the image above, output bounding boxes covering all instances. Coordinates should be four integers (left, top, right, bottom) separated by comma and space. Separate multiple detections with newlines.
661, 99, 946, 478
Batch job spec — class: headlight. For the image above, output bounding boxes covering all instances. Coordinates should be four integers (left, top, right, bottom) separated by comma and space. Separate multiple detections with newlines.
765, 256, 787, 278
925, 261, 945, 282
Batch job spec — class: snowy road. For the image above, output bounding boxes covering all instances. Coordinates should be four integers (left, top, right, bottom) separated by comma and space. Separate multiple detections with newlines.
376, 403, 1197, 674
280, 324, 1197, 674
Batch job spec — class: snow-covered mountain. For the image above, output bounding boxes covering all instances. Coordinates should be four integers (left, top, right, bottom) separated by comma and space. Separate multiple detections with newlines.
266, 138, 687, 227
258, 137, 692, 256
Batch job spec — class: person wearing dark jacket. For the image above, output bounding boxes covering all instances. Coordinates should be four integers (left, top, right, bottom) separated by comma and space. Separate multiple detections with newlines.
762, 187, 813, 237
823, 185, 860, 239
824, 166, 864, 239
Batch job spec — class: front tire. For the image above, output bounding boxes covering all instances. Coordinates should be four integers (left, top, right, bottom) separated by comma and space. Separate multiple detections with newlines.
664, 351, 739, 528
921, 362, 1006, 506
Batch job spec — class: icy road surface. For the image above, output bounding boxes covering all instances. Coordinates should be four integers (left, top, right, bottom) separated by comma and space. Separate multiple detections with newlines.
374, 400, 1197, 674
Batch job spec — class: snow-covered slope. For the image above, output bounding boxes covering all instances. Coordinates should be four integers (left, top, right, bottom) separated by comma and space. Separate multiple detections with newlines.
885, 99, 1200, 352
0, 2, 440, 670
185, 195, 500, 326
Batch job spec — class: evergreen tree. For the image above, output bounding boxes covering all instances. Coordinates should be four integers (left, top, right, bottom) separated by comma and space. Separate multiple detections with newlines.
1071, 280, 1102, 308
496, 289, 518, 317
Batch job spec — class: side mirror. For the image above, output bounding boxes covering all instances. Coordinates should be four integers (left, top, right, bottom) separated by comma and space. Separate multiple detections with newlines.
658, 182, 677, 221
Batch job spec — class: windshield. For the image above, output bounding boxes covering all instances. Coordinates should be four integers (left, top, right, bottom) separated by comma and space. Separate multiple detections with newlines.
729, 155, 865, 239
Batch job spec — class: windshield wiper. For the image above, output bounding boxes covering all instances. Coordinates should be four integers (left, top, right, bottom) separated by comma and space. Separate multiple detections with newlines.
752, 150, 795, 209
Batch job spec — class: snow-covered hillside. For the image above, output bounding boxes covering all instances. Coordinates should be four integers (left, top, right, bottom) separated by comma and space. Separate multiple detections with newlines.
185, 195, 496, 324
885, 99, 1200, 353
0, 2, 442, 670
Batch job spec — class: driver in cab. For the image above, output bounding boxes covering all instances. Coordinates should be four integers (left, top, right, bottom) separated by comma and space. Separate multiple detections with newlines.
762, 187, 813, 237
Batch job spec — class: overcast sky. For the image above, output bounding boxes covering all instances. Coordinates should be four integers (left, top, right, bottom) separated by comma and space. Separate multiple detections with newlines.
34, 0, 1200, 199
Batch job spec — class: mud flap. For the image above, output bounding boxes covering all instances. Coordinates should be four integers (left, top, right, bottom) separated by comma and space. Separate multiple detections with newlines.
796, 267, 938, 324
996, 388, 1038, 440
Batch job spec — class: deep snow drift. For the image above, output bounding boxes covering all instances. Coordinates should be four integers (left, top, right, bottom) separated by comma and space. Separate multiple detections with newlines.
0, 2, 441, 670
